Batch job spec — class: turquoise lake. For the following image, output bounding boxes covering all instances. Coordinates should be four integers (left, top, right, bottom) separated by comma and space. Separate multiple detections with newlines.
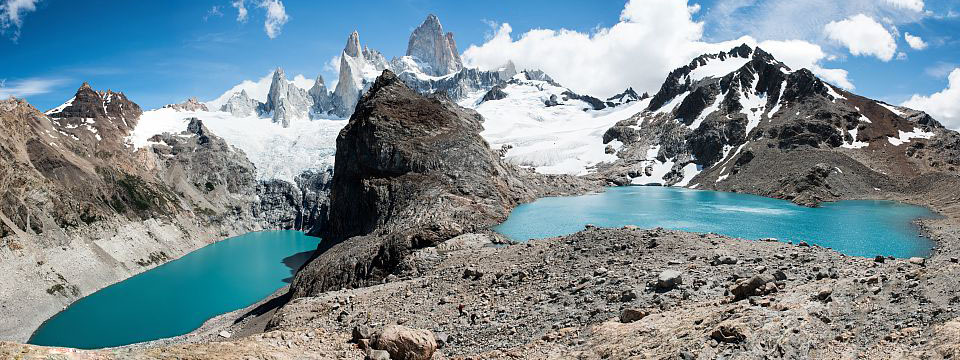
495, 186, 938, 258
28, 230, 319, 349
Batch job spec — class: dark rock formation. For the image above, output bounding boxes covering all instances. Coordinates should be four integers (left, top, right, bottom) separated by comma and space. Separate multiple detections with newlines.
290, 70, 591, 297
597, 43, 956, 201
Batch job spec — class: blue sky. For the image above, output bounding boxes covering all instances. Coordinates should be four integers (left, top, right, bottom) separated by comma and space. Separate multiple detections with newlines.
1, 0, 959, 118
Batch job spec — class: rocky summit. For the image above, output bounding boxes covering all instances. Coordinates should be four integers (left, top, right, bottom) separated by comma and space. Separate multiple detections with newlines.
598, 44, 956, 207
405, 14, 464, 77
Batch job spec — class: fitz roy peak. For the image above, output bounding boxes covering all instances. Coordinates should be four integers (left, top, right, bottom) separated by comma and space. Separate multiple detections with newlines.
405, 14, 464, 77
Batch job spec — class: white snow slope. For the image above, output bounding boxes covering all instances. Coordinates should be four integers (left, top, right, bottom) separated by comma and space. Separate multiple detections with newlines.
129, 108, 346, 183
462, 76, 648, 176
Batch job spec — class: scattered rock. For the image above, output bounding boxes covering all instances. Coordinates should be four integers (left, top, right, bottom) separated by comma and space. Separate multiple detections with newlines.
711, 322, 748, 343
218, 331, 232, 339
463, 267, 484, 280
435, 332, 450, 349
711, 255, 738, 266
909, 257, 926, 266
657, 270, 683, 290
366, 349, 391, 360
352, 325, 372, 343
620, 308, 649, 323
730, 274, 778, 301
817, 287, 833, 302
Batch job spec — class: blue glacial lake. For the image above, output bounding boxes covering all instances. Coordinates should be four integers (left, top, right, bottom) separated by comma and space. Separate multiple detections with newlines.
495, 186, 938, 258
29, 230, 319, 349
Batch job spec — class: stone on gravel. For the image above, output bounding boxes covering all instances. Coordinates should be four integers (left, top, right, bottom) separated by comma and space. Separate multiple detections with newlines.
371, 325, 437, 360
909, 257, 926, 266
817, 287, 833, 302
352, 325, 372, 342
366, 349, 391, 360
730, 274, 778, 301
620, 308, 650, 323
657, 270, 683, 290
711, 322, 748, 343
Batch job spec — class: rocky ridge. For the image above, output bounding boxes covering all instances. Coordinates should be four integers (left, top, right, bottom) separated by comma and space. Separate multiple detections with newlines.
598, 44, 955, 207
0, 83, 327, 342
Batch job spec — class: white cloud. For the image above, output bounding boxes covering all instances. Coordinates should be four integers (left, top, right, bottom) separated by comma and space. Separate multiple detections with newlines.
754, 39, 854, 89
883, 0, 924, 12
823, 14, 897, 61
323, 55, 340, 75
707, 0, 926, 43
904, 32, 928, 50
259, 0, 288, 39
462, 0, 852, 97
903, 68, 960, 129
203, 5, 223, 22
0, 77, 68, 99
0, 0, 40, 41
232, 0, 248, 23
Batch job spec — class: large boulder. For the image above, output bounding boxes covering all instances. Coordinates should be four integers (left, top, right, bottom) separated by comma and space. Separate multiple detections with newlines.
371, 325, 437, 360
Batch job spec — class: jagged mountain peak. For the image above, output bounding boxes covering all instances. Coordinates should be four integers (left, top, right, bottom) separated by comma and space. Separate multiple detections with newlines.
46, 83, 141, 125
601, 43, 951, 189
406, 13, 463, 77
344, 31, 361, 57
163, 97, 209, 112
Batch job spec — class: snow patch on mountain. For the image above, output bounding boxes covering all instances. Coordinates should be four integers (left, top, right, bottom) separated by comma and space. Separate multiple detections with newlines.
688, 56, 751, 81
466, 74, 649, 175
129, 108, 347, 183
887, 127, 935, 146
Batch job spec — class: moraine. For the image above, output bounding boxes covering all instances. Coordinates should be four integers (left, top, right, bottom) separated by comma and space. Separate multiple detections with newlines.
496, 186, 938, 259
28, 231, 319, 349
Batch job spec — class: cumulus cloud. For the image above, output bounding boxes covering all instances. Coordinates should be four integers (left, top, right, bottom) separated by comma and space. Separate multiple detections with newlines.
0, 77, 68, 98
904, 32, 928, 50
0, 0, 40, 41
707, 0, 926, 43
824, 14, 897, 61
232, 0, 247, 23
903, 68, 960, 129
462, 0, 853, 97
259, 0, 288, 39
883, 0, 924, 12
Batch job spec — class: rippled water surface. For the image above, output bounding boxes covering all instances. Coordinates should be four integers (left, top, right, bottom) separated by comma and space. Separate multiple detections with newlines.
496, 186, 937, 258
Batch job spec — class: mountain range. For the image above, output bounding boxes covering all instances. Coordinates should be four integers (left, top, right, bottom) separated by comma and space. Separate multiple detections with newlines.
2, 12, 960, 359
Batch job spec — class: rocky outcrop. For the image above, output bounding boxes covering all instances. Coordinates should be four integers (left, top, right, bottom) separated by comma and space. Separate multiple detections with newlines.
262, 68, 312, 127
254, 169, 332, 235
332, 31, 389, 118
289, 70, 591, 297
399, 67, 514, 102
308, 75, 334, 116
219, 90, 259, 117
597, 44, 955, 203
163, 98, 209, 112
405, 14, 463, 77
